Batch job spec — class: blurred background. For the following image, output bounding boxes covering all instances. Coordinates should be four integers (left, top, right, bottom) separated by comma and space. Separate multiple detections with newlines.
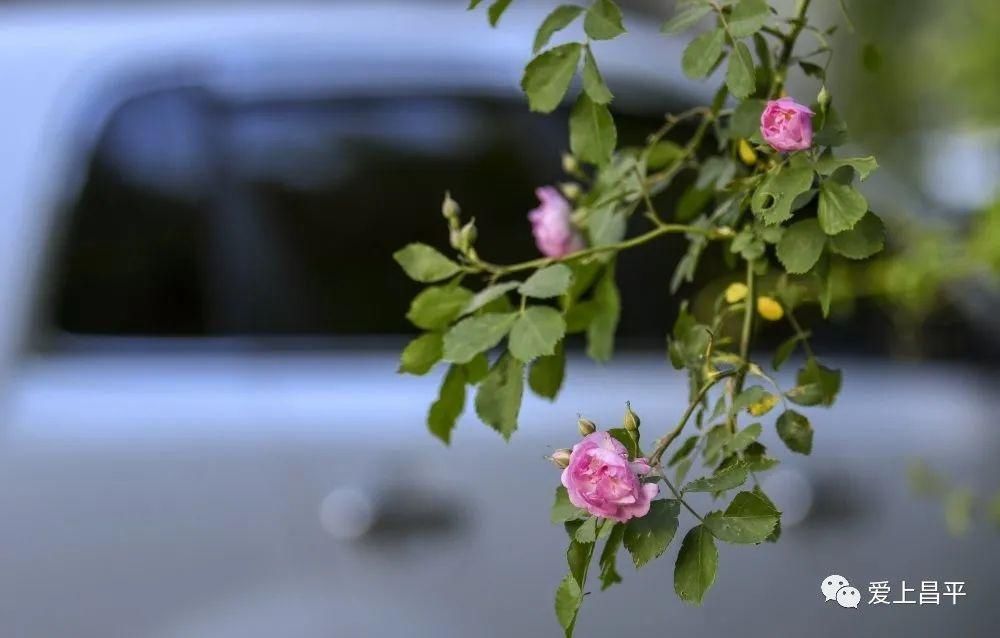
0, 1, 997, 636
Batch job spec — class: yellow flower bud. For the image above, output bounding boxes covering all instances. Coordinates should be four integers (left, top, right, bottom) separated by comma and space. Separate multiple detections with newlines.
725, 282, 749, 304
756, 296, 785, 321
623, 402, 640, 433
549, 449, 572, 469
737, 138, 758, 166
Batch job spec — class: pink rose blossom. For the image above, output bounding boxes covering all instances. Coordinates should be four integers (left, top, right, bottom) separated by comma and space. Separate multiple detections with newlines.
528, 187, 585, 258
760, 97, 815, 152
560, 431, 659, 523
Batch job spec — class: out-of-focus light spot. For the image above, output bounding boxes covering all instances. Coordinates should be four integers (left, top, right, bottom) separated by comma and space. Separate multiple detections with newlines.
763, 468, 814, 528
318, 486, 374, 541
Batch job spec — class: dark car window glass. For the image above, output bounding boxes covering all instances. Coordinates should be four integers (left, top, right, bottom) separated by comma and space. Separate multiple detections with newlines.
47, 88, 690, 343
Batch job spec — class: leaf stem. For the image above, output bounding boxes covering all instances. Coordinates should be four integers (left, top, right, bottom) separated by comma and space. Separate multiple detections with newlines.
773, 0, 813, 95
728, 258, 756, 433
657, 464, 705, 523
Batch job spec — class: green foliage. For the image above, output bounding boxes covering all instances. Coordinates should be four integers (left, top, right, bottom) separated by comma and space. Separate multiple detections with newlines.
509, 306, 567, 362
522, 43, 583, 113
475, 353, 525, 439
776, 409, 814, 454
534, 5, 585, 53
399, 333, 443, 375
394, 243, 461, 282
570, 93, 617, 165
674, 525, 718, 605
398, 0, 888, 621
624, 499, 680, 567
704, 490, 780, 544
583, 0, 626, 41
682, 29, 725, 79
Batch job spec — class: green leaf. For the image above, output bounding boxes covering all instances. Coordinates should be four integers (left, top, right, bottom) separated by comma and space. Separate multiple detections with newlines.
772, 333, 805, 370
623, 499, 680, 568
668, 435, 699, 467
725, 423, 762, 455
462, 282, 521, 315
776, 409, 814, 454
555, 573, 583, 635
729, 0, 770, 38
701, 424, 732, 464
406, 285, 474, 330
598, 524, 624, 590
682, 28, 725, 79
582, 46, 613, 104
487, 0, 513, 26
751, 167, 815, 225
573, 516, 599, 543
552, 486, 587, 523
829, 211, 885, 259
464, 353, 490, 384
570, 93, 617, 165
529, 341, 566, 400
583, 0, 625, 40
474, 353, 524, 439
587, 205, 627, 247
815, 156, 878, 181
818, 178, 869, 234
661, 3, 712, 35
534, 5, 586, 53
787, 358, 841, 407
443, 313, 517, 364
814, 106, 848, 147
683, 462, 748, 493
428, 365, 466, 444
586, 262, 620, 362
566, 538, 591, 589
521, 43, 583, 113
398, 333, 443, 375
468, 0, 485, 8
645, 140, 685, 169
704, 490, 779, 544
729, 98, 766, 138
725, 41, 755, 98
674, 525, 718, 605
393, 243, 461, 282
520, 264, 574, 298
509, 306, 567, 362
776, 218, 827, 274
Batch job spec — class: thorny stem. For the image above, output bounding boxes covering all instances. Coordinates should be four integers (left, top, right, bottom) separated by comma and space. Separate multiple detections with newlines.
649, 369, 738, 466
728, 258, 756, 433
773, 0, 813, 95
467, 223, 720, 277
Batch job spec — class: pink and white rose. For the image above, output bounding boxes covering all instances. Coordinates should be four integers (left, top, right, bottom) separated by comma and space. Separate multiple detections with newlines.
528, 186, 585, 258
560, 431, 659, 523
760, 97, 814, 152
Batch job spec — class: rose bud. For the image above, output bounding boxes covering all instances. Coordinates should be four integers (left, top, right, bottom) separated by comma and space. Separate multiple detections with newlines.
577, 417, 597, 437
549, 449, 572, 469
560, 432, 659, 522
623, 402, 640, 433
528, 186, 585, 258
760, 97, 815, 152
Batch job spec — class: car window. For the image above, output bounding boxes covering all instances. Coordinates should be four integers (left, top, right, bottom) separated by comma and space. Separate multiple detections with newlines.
46, 87, 687, 346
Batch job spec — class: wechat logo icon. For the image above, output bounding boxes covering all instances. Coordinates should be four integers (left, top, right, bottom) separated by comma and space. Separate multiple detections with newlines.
822, 574, 860, 609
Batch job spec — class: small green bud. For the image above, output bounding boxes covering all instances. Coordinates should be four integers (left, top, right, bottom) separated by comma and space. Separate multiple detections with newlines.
577, 417, 597, 437
449, 228, 463, 251
713, 226, 736, 239
549, 448, 572, 468
442, 192, 460, 221
559, 182, 581, 201
561, 153, 579, 175
623, 402, 640, 432
459, 220, 477, 251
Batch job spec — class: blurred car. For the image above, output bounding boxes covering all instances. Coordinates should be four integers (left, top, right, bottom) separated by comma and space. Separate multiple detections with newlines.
0, 2, 998, 637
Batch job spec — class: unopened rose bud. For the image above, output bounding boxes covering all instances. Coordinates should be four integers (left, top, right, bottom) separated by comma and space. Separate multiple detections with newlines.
550, 449, 572, 468
737, 138, 758, 166
725, 282, 749, 304
449, 228, 463, 250
756, 296, 785, 321
442, 192, 460, 221
577, 417, 597, 436
760, 97, 814, 153
623, 402, 640, 433
562, 153, 579, 175
459, 220, 477, 251
559, 182, 582, 201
